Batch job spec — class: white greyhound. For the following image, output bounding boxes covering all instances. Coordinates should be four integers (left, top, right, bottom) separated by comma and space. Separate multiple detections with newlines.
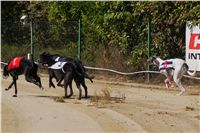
147, 56, 196, 96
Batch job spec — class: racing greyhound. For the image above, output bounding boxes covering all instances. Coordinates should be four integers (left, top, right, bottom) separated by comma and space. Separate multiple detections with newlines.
147, 56, 196, 96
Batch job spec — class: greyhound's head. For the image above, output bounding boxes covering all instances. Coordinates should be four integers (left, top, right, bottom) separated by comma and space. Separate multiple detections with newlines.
3, 65, 9, 79
38, 52, 53, 66
147, 56, 160, 66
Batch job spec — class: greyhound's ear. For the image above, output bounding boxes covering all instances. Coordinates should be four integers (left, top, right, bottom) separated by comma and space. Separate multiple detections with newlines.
4, 65, 8, 68
152, 56, 157, 60
3, 65, 8, 71
41, 52, 46, 55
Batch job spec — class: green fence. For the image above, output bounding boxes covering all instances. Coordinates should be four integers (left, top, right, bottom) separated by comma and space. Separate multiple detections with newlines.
1, 19, 80, 62
1, 17, 187, 73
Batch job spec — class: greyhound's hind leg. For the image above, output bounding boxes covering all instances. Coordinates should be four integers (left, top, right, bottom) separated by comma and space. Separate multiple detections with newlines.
64, 84, 68, 98
64, 82, 73, 98
63, 72, 74, 98
33, 75, 43, 89
175, 81, 185, 96
173, 77, 185, 96
81, 78, 88, 98
77, 86, 82, 100
25, 75, 41, 88
176, 90, 184, 96
68, 82, 73, 98
75, 81, 82, 100
173, 66, 186, 96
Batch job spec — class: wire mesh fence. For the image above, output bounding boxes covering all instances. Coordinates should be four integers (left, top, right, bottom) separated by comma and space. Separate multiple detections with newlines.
1, 17, 192, 73
1, 19, 79, 62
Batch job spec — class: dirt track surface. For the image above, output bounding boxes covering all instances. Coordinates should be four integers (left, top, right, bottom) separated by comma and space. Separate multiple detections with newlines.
2, 75, 200, 133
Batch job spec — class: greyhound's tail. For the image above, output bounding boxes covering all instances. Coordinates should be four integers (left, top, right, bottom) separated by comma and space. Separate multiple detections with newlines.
63, 62, 84, 77
187, 70, 196, 76
84, 72, 95, 83
71, 63, 84, 77
78, 64, 95, 83
183, 63, 196, 76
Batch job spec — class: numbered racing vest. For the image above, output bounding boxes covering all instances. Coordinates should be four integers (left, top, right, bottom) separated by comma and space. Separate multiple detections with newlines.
159, 60, 174, 70
8, 57, 24, 71
48, 61, 67, 70
48, 61, 69, 73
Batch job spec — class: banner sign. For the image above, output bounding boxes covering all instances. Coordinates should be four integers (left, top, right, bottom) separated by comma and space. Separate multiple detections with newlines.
186, 22, 200, 71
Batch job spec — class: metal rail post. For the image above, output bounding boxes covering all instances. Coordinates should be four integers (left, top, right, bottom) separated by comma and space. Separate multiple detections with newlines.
30, 17, 34, 59
147, 17, 151, 82
77, 19, 81, 59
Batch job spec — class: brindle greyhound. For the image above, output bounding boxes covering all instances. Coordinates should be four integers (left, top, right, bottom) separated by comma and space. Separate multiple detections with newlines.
3, 57, 43, 97
147, 56, 196, 96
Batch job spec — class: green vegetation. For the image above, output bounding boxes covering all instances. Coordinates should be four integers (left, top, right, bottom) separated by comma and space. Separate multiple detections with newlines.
1, 1, 200, 71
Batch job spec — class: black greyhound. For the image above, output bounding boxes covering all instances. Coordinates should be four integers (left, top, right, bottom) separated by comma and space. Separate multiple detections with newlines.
3, 57, 43, 97
39, 53, 89, 99
39, 52, 94, 82
48, 61, 83, 99
38, 52, 94, 99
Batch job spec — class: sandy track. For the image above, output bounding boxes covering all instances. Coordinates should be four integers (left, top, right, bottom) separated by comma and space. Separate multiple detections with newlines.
2, 75, 200, 132
2, 76, 145, 132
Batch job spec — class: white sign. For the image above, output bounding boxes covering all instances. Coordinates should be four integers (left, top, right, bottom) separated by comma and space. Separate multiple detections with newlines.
186, 22, 200, 71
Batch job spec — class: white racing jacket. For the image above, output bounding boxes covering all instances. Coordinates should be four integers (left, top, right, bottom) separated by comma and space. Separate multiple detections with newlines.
159, 60, 174, 70
48, 62, 67, 70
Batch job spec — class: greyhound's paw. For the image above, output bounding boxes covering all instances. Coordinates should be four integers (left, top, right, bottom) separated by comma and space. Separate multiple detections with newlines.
5, 88, 9, 91
12, 94, 17, 97
57, 84, 64, 88
49, 85, 55, 89
77, 97, 81, 100
41, 86, 44, 90
90, 75, 95, 79
176, 92, 184, 96
64, 95, 71, 99
171, 84, 175, 88
165, 84, 169, 89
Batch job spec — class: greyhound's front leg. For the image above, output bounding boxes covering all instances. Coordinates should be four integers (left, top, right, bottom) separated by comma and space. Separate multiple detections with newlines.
165, 78, 175, 89
34, 76, 43, 89
5, 80, 15, 91
164, 78, 171, 89
49, 76, 55, 88
68, 82, 73, 98
57, 76, 64, 87
168, 70, 174, 88
5, 77, 18, 97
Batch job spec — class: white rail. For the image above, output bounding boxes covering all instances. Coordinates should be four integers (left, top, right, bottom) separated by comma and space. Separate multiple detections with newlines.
85, 66, 160, 75
1, 61, 199, 80
85, 66, 200, 80
1, 61, 8, 65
